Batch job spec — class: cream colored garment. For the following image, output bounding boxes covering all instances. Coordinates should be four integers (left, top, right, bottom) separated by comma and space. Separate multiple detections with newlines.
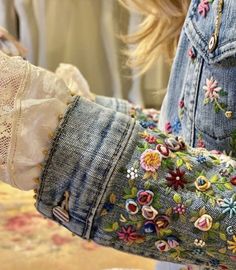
0, 51, 76, 190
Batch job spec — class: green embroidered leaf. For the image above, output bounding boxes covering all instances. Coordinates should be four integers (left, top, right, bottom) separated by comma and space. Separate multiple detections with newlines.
185, 199, 193, 207
165, 207, 173, 216
210, 175, 219, 183
109, 193, 116, 204
199, 206, 206, 216
212, 222, 220, 230
224, 182, 233, 190
176, 159, 183, 168
131, 187, 138, 197
219, 89, 228, 96
112, 222, 119, 231
204, 98, 210, 105
180, 214, 186, 223
216, 184, 225, 192
218, 247, 227, 254
219, 232, 227, 241
144, 181, 151, 190
173, 193, 182, 204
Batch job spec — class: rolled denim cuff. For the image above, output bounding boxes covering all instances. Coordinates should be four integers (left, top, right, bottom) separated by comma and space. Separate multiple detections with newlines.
36, 96, 139, 238
95, 95, 134, 115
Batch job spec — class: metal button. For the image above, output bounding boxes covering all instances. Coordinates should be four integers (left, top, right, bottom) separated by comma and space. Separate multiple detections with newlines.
208, 33, 218, 53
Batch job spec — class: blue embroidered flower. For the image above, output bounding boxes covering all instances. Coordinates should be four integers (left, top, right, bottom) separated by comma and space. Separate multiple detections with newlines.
220, 196, 236, 218
139, 120, 157, 129
209, 258, 220, 267
192, 248, 205, 256
171, 117, 182, 134
196, 155, 207, 164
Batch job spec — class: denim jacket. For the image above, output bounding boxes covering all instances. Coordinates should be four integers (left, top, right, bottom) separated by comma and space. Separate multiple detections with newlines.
36, 1, 236, 270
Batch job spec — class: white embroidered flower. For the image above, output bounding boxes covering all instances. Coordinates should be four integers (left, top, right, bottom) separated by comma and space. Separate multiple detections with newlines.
219, 154, 236, 168
194, 239, 206, 247
126, 167, 138, 179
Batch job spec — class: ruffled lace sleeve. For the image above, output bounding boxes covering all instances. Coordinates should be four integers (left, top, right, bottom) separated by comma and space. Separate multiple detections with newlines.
0, 51, 73, 190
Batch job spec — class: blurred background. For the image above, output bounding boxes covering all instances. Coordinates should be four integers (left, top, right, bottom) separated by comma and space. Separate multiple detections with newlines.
0, 0, 171, 270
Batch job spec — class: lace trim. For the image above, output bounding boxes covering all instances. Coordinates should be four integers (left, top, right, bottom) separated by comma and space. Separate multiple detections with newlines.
0, 53, 28, 170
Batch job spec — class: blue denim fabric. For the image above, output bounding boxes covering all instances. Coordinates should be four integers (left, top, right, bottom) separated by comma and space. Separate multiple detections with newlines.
37, 96, 236, 270
159, 0, 236, 156
36, 1, 236, 270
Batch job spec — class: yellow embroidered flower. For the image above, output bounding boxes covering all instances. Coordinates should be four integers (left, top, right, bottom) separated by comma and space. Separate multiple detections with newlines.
140, 149, 162, 172
195, 176, 211, 192
228, 235, 236, 254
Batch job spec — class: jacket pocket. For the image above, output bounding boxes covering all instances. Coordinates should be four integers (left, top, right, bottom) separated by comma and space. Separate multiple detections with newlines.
183, 0, 236, 143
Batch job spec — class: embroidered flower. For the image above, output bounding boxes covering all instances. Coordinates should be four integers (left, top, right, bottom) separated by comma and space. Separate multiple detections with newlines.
155, 215, 170, 230
164, 138, 179, 151
198, 0, 210, 17
155, 240, 170, 252
179, 99, 185, 109
117, 226, 139, 244
139, 120, 157, 129
140, 149, 162, 172
219, 154, 236, 168
166, 235, 180, 249
230, 176, 236, 186
166, 168, 187, 190
125, 199, 139, 215
228, 235, 236, 254
173, 203, 186, 215
143, 221, 156, 234
196, 155, 207, 164
137, 190, 154, 206
142, 205, 158, 220
219, 196, 236, 219
195, 176, 211, 192
145, 134, 157, 144
192, 248, 205, 256
188, 47, 197, 60
226, 226, 234, 236
165, 122, 172, 134
203, 77, 222, 102
194, 214, 213, 232
172, 117, 182, 134
156, 144, 170, 158
194, 239, 206, 247
126, 167, 138, 179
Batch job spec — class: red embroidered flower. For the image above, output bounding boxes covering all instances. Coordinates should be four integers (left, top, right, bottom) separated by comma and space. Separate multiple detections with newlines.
179, 99, 185, 108
198, 0, 210, 17
230, 176, 236, 186
145, 134, 157, 144
117, 226, 139, 244
188, 48, 196, 59
166, 168, 187, 190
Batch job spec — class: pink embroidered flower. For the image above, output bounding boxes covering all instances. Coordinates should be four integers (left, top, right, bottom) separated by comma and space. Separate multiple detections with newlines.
188, 48, 196, 59
173, 203, 186, 215
166, 235, 180, 249
203, 77, 222, 102
194, 214, 213, 232
137, 190, 154, 206
164, 122, 172, 134
198, 0, 210, 17
140, 149, 162, 172
117, 226, 139, 244
197, 138, 205, 148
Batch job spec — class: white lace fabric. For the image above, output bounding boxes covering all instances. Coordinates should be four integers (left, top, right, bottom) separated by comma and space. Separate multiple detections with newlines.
0, 51, 74, 190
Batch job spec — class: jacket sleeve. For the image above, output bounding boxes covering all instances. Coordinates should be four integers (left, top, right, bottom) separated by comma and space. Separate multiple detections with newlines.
95, 95, 160, 128
36, 96, 236, 270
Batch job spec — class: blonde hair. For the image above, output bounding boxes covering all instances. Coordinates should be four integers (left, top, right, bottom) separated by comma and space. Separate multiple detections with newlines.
119, 0, 190, 73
